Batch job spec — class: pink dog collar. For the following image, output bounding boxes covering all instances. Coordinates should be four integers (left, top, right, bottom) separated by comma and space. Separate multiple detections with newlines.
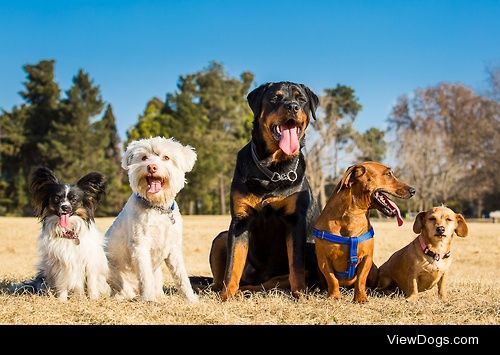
418, 235, 450, 261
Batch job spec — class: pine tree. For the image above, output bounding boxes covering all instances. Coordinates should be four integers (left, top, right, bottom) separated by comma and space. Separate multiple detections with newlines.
0, 105, 29, 214
93, 104, 128, 215
42, 69, 104, 182
19, 60, 61, 168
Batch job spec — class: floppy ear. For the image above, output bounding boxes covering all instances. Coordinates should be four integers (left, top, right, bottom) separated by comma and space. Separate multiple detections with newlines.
77, 172, 107, 205
455, 213, 468, 238
413, 212, 426, 234
337, 165, 366, 192
301, 84, 319, 120
247, 83, 271, 117
30, 167, 59, 217
122, 140, 140, 170
178, 144, 197, 173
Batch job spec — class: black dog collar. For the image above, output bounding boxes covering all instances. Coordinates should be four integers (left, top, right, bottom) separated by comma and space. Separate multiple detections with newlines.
250, 142, 299, 183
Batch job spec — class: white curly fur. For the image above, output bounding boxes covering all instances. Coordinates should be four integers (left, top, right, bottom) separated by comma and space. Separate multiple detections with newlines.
105, 136, 198, 303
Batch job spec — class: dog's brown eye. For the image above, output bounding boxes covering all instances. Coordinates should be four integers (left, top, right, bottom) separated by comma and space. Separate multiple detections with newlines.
446, 218, 453, 222
272, 94, 283, 102
142, 156, 147, 161
162, 155, 170, 161
429, 217, 436, 221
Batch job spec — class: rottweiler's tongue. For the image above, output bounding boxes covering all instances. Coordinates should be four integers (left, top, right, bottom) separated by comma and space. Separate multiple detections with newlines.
279, 124, 299, 155
59, 214, 69, 228
147, 178, 162, 194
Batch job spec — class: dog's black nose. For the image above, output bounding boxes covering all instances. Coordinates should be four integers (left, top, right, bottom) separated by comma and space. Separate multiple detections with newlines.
286, 102, 300, 113
408, 187, 416, 196
148, 164, 158, 174
436, 226, 445, 235
61, 205, 72, 213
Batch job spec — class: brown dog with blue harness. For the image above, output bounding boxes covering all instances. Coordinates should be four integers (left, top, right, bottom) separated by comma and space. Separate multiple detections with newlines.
313, 162, 415, 302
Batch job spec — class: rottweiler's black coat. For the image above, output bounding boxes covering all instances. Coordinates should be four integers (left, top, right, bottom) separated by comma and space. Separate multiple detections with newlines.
209, 82, 320, 300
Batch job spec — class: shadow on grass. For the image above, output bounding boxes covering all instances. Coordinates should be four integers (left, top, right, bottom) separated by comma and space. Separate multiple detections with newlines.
0, 273, 48, 296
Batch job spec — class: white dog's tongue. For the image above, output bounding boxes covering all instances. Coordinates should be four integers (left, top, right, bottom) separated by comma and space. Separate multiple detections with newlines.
147, 179, 162, 194
59, 214, 69, 228
279, 125, 299, 155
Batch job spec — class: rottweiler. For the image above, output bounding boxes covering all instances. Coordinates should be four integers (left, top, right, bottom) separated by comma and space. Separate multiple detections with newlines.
209, 81, 320, 300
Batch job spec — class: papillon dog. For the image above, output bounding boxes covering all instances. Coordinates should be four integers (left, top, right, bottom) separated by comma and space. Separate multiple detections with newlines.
30, 167, 110, 301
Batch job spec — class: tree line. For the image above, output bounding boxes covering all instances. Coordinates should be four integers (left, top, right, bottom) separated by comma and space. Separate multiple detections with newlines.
1, 59, 498, 216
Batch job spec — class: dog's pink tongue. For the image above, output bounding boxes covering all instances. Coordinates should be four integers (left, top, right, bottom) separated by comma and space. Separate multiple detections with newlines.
386, 198, 404, 226
59, 214, 69, 228
279, 125, 299, 156
147, 179, 162, 194
395, 210, 404, 226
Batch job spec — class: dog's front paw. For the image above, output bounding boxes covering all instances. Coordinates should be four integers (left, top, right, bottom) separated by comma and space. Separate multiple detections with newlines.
291, 290, 306, 300
353, 292, 369, 303
57, 290, 68, 302
141, 290, 158, 302
220, 285, 238, 301
406, 294, 418, 303
186, 293, 199, 304
327, 291, 342, 300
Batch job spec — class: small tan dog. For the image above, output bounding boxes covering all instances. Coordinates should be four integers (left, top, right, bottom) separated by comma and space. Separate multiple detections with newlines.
377, 206, 468, 301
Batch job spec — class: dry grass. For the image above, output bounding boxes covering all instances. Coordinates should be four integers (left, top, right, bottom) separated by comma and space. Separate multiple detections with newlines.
0, 216, 498, 324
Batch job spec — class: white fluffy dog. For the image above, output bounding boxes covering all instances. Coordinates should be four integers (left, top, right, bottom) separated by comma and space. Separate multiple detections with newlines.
106, 136, 198, 302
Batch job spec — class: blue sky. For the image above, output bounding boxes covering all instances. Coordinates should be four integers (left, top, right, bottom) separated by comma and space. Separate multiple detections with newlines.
1, 0, 499, 140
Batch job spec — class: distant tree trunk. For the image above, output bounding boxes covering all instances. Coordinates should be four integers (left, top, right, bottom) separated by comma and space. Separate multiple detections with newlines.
476, 198, 483, 218
189, 200, 195, 215
319, 174, 327, 209
219, 174, 226, 215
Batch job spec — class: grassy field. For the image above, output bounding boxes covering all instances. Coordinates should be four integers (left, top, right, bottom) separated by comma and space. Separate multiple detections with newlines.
0, 216, 498, 324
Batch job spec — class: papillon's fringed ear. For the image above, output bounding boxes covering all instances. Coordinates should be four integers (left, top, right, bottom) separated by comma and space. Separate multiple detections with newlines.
77, 172, 107, 205
30, 167, 59, 194
247, 83, 271, 118
412, 212, 426, 234
301, 84, 320, 120
30, 167, 59, 217
337, 165, 366, 192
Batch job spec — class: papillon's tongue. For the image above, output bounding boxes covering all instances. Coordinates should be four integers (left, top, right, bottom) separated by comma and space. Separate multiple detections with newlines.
147, 179, 162, 194
59, 214, 69, 228
279, 125, 299, 155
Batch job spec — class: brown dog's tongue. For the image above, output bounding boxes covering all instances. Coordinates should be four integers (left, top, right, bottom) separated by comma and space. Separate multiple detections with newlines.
279, 125, 299, 155
386, 198, 404, 226
59, 214, 69, 228
395, 210, 404, 226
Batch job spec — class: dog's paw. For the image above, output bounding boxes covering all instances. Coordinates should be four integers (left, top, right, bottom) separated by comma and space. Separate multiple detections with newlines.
405, 295, 418, 303
353, 293, 369, 303
220, 286, 238, 301
186, 293, 199, 304
141, 290, 158, 302
327, 292, 342, 300
57, 291, 68, 302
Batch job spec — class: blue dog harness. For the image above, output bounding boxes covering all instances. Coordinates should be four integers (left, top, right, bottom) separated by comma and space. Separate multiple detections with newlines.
312, 227, 375, 279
